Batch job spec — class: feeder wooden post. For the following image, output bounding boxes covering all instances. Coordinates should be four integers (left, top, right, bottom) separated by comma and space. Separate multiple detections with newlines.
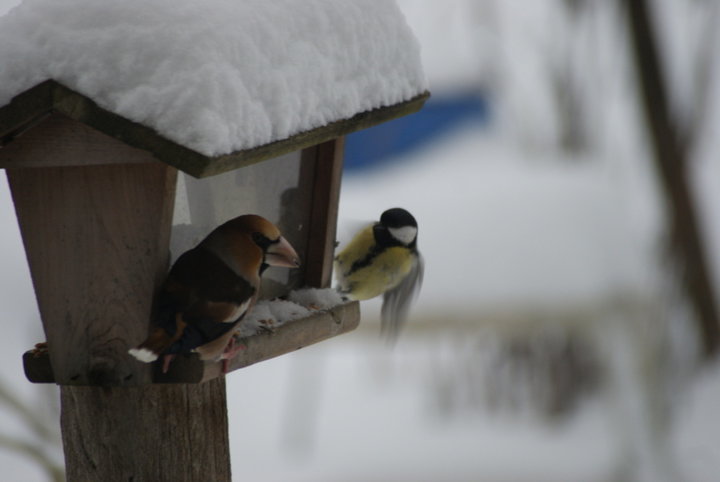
3, 115, 232, 480
60, 381, 230, 481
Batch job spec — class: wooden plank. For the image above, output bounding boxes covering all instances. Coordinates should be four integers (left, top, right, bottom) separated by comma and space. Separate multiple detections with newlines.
0, 79, 54, 142
302, 138, 345, 288
199, 94, 428, 178
22, 348, 54, 384
8, 162, 177, 386
185, 300, 360, 383
0, 80, 429, 178
23, 301, 360, 384
0, 112, 156, 167
61, 378, 231, 481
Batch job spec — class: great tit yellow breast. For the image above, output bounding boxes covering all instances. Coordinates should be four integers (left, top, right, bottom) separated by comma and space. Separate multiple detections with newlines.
335, 224, 415, 301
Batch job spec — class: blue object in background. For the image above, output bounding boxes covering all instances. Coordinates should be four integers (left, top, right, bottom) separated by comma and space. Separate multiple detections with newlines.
343, 92, 490, 172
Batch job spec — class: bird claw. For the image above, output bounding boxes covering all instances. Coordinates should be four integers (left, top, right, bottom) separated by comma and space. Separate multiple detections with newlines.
162, 354, 176, 374
221, 340, 246, 359
219, 336, 246, 374
30, 342, 49, 358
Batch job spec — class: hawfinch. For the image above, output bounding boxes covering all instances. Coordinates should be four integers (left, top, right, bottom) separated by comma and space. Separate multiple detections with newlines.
129, 214, 300, 371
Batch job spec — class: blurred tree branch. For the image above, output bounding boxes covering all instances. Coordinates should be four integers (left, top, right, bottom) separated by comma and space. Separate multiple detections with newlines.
0, 382, 59, 443
625, 0, 720, 359
0, 374, 63, 481
0, 434, 64, 482
682, 0, 720, 155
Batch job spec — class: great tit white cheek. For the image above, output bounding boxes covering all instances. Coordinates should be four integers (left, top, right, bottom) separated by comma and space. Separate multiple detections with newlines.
388, 226, 417, 245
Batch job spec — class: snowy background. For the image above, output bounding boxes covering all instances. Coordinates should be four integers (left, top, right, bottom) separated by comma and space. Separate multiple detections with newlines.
2, 0, 720, 481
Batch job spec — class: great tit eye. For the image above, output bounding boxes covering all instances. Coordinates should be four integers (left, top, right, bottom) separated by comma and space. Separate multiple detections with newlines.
251, 232, 273, 249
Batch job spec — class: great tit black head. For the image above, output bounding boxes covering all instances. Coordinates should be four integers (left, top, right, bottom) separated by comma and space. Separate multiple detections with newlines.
375, 207, 418, 249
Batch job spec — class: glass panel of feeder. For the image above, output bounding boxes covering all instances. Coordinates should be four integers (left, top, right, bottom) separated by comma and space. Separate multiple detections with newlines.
171, 150, 313, 299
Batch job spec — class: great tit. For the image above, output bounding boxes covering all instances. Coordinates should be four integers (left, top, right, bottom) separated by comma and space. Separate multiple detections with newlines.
334, 208, 423, 341
129, 214, 300, 372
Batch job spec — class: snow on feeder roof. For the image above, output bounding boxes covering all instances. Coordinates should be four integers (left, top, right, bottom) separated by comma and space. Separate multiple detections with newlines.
0, 0, 429, 177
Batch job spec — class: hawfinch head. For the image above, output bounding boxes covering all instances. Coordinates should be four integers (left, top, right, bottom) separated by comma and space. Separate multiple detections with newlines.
239, 215, 301, 268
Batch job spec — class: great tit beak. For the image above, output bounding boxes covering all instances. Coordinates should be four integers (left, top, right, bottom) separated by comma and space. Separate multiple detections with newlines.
265, 236, 301, 268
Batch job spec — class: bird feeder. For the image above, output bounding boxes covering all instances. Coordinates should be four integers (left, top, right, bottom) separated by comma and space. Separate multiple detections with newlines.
0, 1, 428, 479
1, 80, 426, 386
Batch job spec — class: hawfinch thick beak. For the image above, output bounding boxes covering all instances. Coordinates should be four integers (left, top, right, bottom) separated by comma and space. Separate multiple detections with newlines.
265, 236, 301, 268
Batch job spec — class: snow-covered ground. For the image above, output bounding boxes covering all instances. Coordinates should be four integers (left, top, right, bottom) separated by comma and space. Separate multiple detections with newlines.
226, 334, 618, 482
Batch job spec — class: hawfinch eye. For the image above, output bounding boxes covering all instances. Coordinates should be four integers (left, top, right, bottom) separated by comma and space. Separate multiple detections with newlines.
251, 232, 273, 249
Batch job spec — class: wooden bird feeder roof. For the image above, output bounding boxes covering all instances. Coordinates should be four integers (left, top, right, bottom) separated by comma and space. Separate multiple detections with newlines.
0, 80, 429, 178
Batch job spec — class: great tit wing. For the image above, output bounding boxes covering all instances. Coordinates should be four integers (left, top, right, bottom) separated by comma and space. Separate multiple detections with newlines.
335, 218, 374, 249
381, 252, 424, 343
